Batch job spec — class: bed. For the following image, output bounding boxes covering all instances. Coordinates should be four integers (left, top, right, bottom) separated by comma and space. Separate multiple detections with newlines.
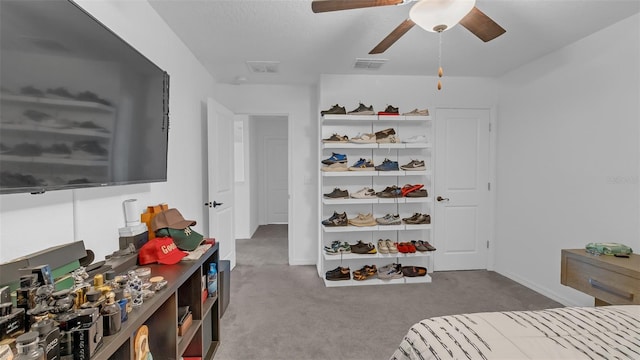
390, 305, 640, 360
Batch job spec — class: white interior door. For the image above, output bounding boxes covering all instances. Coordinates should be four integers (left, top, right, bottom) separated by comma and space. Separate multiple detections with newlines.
206, 98, 235, 268
434, 108, 490, 271
265, 137, 288, 223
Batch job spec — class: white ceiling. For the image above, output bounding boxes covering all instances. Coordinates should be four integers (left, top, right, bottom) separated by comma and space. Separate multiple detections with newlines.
148, 0, 640, 86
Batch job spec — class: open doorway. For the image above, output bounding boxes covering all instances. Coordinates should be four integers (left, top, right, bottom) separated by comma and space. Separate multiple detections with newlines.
235, 115, 289, 266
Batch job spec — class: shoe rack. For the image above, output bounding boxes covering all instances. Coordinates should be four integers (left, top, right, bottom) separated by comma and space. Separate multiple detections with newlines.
317, 112, 434, 287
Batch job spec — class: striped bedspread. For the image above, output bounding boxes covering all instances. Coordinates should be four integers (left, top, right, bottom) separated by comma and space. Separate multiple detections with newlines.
390, 305, 640, 360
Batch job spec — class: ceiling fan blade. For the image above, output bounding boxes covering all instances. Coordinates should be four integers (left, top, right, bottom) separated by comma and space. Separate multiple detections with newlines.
312, 0, 404, 13
459, 7, 506, 42
369, 19, 415, 54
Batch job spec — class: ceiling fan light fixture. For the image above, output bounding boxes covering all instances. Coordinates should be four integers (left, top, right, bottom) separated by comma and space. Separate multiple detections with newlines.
409, 0, 476, 32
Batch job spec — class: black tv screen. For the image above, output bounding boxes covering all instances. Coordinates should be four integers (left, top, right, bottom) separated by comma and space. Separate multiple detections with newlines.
0, 0, 169, 195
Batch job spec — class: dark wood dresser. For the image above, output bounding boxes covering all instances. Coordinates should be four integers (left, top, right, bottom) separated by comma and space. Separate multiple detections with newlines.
561, 248, 640, 306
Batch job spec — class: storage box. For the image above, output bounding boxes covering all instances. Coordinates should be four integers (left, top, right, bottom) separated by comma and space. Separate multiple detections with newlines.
177, 313, 193, 336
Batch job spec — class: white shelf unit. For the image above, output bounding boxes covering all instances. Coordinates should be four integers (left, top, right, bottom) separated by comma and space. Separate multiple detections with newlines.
318, 113, 434, 287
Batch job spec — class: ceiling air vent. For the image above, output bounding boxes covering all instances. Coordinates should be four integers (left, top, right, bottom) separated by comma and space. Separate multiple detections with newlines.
354, 58, 388, 70
246, 61, 280, 74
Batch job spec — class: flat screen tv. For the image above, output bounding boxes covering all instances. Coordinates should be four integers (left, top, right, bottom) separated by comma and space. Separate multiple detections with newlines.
0, 0, 170, 195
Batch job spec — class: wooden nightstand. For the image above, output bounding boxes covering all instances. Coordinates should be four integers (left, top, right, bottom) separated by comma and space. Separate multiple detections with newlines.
561, 249, 640, 306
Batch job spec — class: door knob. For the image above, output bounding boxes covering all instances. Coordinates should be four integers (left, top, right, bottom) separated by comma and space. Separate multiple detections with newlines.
436, 196, 450, 202
204, 201, 224, 208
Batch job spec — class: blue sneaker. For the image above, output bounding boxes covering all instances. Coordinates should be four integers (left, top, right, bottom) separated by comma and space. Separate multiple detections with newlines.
375, 158, 399, 171
322, 152, 347, 165
349, 158, 374, 171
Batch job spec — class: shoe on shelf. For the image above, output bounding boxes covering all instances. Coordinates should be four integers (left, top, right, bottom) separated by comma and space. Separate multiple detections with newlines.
375, 158, 399, 171
402, 213, 422, 222
350, 240, 377, 254
321, 152, 347, 165
348, 213, 377, 227
351, 187, 376, 199
353, 265, 377, 280
377, 239, 389, 254
400, 159, 426, 171
378, 263, 403, 279
376, 213, 401, 225
404, 214, 431, 225
421, 240, 436, 251
325, 266, 351, 281
323, 188, 349, 199
386, 239, 398, 254
375, 128, 399, 143
397, 242, 409, 253
321, 162, 348, 172
349, 133, 377, 143
401, 184, 424, 197
377, 185, 401, 198
324, 241, 351, 255
402, 135, 428, 143
411, 240, 429, 252
347, 103, 374, 115
322, 133, 349, 142
405, 188, 428, 197
349, 158, 374, 171
402, 108, 429, 116
401, 266, 427, 277
322, 211, 347, 227
378, 105, 399, 115
321, 104, 346, 116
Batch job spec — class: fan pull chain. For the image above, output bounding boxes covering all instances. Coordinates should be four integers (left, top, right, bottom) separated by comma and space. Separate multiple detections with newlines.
437, 31, 443, 91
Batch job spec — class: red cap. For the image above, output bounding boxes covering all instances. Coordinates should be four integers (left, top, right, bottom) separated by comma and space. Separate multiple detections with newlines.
138, 237, 187, 265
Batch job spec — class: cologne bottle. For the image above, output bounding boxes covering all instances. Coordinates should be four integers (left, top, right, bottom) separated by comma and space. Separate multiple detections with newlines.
100, 292, 121, 336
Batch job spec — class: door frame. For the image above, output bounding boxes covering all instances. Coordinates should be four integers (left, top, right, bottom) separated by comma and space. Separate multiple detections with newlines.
433, 106, 497, 271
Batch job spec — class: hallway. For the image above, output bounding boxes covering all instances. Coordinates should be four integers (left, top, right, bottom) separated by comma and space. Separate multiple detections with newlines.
235, 224, 288, 266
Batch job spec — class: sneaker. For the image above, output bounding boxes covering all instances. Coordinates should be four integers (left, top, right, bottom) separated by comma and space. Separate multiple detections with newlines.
322, 133, 348, 143
351, 187, 376, 199
386, 239, 398, 254
375, 128, 398, 143
378, 105, 399, 115
404, 214, 431, 225
378, 263, 403, 279
405, 189, 428, 197
325, 266, 350, 281
321, 162, 348, 172
350, 240, 377, 254
375, 158, 399, 171
377, 185, 401, 198
349, 133, 376, 144
348, 213, 377, 227
402, 213, 422, 222
402, 108, 429, 116
322, 211, 347, 226
401, 184, 424, 197
321, 152, 347, 165
321, 104, 346, 116
323, 188, 349, 199
347, 103, 374, 115
349, 158, 374, 171
377, 239, 389, 254
376, 213, 401, 225
401, 266, 427, 277
411, 240, 436, 252
402, 135, 428, 143
324, 241, 351, 255
353, 265, 377, 280
400, 159, 426, 171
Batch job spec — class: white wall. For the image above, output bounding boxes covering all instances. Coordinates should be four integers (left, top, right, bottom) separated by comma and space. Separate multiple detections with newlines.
495, 14, 640, 306
1, 1, 218, 262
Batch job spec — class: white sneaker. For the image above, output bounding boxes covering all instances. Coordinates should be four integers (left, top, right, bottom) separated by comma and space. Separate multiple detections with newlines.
349, 133, 376, 143
351, 187, 376, 199
402, 135, 427, 143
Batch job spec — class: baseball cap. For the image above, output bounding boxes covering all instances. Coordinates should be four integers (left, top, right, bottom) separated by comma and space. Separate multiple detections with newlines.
138, 237, 187, 265
155, 227, 204, 251
150, 208, 196, 231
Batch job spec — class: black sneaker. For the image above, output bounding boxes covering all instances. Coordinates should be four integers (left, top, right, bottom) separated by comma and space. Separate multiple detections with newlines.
321, 211, 347, 226
378, 105, 399, 115
323, 188, 349, 199
326, 266, 350, 281
321, 104, 346, 115
377, 185, 401, 198
347, 103, 374, 115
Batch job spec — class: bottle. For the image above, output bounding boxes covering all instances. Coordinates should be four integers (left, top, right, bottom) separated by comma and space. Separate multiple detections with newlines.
14, 331, 45, 360
100, 291, 122, 336
207, 263, 218, 298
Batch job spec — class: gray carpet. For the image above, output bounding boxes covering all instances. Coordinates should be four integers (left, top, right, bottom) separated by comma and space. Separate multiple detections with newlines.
217, 226, 562, 360
236, 224, 288, 266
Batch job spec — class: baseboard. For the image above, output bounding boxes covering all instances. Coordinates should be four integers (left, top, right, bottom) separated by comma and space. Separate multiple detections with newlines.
495, 269, 591, 307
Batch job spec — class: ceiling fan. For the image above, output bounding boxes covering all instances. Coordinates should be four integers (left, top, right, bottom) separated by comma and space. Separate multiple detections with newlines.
311, 0, 506, 54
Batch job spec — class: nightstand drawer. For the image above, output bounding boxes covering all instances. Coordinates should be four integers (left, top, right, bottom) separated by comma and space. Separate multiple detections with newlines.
563, 256, 639, 305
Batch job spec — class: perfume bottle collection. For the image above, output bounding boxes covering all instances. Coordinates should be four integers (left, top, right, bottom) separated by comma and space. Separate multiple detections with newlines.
0, 263, 167, 359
